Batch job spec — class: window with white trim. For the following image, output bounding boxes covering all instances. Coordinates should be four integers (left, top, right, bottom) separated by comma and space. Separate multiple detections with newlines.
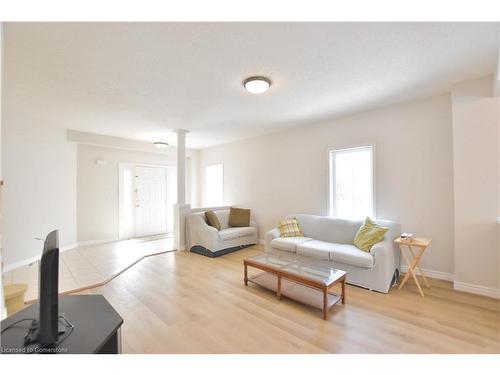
204, 163, 224, 207
329, 146, 374, 219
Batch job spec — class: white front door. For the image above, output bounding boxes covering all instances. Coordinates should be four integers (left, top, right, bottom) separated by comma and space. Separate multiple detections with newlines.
134, 166, 167, 237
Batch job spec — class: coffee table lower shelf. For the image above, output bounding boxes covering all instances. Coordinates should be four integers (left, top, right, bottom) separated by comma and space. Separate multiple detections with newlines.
249, 272, 342, 312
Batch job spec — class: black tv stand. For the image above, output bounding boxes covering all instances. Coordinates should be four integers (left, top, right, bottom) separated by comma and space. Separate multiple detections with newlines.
1, 295, 123, 354
23, 317, 69, 346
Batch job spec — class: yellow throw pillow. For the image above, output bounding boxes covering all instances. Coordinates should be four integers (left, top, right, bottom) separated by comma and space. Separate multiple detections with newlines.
278, 217, 304, 237
354, 217, 389, 252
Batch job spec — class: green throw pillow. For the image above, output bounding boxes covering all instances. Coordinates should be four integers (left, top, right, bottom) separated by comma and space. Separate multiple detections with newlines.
354, 217, 389, 252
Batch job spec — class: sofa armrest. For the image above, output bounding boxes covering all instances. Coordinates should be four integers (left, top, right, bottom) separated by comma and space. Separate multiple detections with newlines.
370, 240, 390, 256
186, 214, 219, 250
370, 238, 400, 271
250, 219, 258, 230
265, 228, 281, 252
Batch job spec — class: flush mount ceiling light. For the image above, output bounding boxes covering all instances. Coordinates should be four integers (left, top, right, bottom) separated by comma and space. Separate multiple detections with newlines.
154, 141, 169, 150
243, 76, 271, 94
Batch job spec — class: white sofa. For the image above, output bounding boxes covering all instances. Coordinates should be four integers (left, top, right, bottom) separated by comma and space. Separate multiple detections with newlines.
265, 214, 401, 293
186, 209, 258, 257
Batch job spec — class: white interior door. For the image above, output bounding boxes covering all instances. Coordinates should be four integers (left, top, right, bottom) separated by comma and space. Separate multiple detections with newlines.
134, 166, 167, 237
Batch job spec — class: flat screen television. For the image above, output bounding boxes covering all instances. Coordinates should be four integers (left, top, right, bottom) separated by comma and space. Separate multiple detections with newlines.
36, 229, 60, 347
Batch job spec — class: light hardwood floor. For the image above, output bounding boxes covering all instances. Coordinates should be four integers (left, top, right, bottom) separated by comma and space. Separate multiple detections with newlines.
78, 245, 500, 354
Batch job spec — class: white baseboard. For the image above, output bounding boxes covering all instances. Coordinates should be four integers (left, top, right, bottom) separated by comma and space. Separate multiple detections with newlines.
400, 264, 454, 282
3, 238, 119, 273
76, 237, 119, 247
60, 243, 78, 252
453, 281, 500, 299
401, 265, 499, 299
3, 255, 41, 273
3, 242, 78, 273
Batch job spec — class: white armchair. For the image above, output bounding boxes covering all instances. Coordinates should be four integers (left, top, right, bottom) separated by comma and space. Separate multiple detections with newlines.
186, 209, 258, 257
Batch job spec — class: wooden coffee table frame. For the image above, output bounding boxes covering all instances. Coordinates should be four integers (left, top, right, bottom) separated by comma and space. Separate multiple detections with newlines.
243, 258, 346, 320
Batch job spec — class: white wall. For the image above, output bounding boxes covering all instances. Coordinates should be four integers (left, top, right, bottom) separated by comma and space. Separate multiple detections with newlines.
199, 94, 455, 275
494, 28, 500, 97
2, 123, 77, 270
77, 144, 179, 243
451, 77, 500, 295
1, 124, 200, 269
68, 130, 201, 209
1, 21, 6, 317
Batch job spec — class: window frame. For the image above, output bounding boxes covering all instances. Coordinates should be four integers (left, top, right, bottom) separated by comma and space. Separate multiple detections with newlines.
204, 162, 224, 207
327, 144, 376, 219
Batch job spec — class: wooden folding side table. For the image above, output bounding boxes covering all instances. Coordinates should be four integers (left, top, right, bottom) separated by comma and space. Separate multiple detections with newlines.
395, 237, 432, 297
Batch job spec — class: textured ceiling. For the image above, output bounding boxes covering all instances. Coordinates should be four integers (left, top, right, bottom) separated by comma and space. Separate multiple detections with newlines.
4, 22, 499, 148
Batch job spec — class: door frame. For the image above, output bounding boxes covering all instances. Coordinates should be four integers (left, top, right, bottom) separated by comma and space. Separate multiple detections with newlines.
118, 162, 176, 240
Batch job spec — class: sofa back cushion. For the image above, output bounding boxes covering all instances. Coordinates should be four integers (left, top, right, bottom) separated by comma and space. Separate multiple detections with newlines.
289, 214, 372, 244
372, 219, 401, 244
214, 209, 230, 229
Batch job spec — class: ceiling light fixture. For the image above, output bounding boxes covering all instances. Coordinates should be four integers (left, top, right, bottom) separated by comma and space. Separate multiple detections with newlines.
154, 141, 169, 150
243, 76, 271, 94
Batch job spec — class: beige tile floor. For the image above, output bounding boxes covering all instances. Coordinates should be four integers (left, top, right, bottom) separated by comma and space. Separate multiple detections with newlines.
3, 235, 175, 301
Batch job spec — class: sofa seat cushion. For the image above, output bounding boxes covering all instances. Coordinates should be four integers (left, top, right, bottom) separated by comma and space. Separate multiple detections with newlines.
329, 243, 374, 268
214, 210, 230, 229
296, 240, 334, 260
271, 237, 312, 253
218, 227, 256, 241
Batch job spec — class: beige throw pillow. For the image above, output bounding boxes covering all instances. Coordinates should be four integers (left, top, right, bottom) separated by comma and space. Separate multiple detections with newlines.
228, 207, 251, 227
205, 210, 221, 230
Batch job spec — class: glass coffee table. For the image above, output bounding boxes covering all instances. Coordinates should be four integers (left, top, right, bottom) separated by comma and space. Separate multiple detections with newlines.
243, 253, 347, 319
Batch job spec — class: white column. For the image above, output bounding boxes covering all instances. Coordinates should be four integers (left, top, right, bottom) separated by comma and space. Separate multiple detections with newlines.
173, 129, 190, 250
174, 129, 188, 204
